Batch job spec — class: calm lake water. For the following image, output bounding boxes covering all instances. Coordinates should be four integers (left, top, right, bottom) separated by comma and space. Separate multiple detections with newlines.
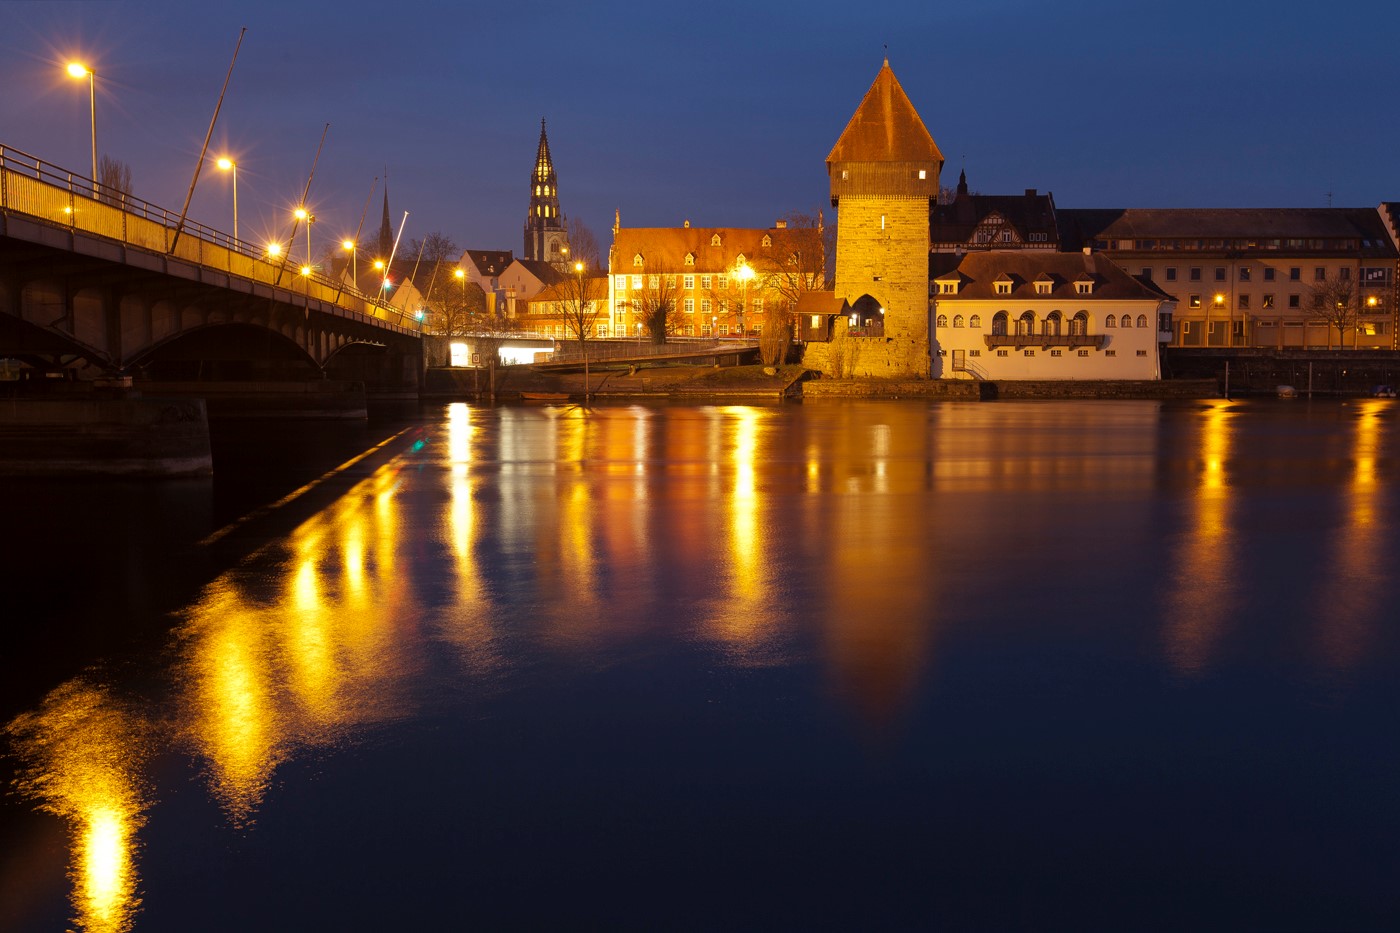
3, 398, 1400, 931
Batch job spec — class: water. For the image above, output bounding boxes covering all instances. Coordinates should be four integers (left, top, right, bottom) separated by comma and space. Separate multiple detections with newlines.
3, 399, 1400, 931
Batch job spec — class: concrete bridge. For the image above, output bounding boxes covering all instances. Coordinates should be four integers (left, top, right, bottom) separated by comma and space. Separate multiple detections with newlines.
0, 142, 422, 390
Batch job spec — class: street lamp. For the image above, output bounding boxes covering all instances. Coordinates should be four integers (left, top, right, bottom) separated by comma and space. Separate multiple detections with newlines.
1214, 293, 1226, 346
342, 240, 357, 287
736, 261, 755, 336
216, 157, 238, 244
65, 61, 97, 189
294, 206, 314, 274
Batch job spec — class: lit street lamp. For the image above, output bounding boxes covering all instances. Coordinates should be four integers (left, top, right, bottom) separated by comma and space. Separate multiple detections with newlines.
216, 157, 238, 244
736, 261, 755, 336
65, 61, 97, 189
1214, 293, 1227, 347
343, 240, 358, 287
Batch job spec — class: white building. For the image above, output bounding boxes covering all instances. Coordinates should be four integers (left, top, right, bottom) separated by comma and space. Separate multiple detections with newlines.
932, 250, 1174, 380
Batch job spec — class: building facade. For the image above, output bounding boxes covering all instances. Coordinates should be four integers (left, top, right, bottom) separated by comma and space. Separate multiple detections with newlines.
932, 250, 1173, 380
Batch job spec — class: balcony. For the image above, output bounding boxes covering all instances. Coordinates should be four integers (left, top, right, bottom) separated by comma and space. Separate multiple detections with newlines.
984, 333, 1107, 350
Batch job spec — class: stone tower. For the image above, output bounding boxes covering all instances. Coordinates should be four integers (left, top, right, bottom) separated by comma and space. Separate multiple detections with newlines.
827, 60, 943, 377
523, 119, 570, 267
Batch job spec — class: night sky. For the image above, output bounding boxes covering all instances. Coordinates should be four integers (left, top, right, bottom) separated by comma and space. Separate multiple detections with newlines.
2, 0, 1397, 259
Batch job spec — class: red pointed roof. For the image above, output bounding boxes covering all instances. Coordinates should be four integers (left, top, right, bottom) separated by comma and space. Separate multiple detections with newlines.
827, 61, 942, 165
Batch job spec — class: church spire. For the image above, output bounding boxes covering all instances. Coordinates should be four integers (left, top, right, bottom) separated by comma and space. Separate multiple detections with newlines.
524, 118, 569, 265
377, 169, 392, 259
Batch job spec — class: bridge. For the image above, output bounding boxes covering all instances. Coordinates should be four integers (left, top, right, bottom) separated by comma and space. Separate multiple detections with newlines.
0, 143, 422, 390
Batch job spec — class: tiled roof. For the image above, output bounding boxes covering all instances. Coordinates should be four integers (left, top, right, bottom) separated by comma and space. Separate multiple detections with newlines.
463, 249, 514, 275
612, 226, 815, 273
827, 61, 942, 165
795, 291, 849, 317
936, 250, 1168, 302
931, 189, 1059, 245
513, 258, 568, 285
1058, 207, 1397, 255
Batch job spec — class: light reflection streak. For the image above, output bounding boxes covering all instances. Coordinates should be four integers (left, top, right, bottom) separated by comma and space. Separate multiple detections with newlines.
1162, 401, 1237, 676
1315, 401, 1388, 671
5, 681, 150, 933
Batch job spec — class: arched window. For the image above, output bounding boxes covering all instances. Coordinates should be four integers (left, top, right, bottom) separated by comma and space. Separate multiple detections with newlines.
992, 311, 1008, 335
1105, 314, 1117, 327
969, 314, 981, 328
1044, 311, 1062, 336
1137, 314, 1149, 328
953, 314, 965, 328
1121, 314, 1133, 328
936, 314, 948, 328
1017, 311, 1035, 335
1070, 311, 1089, 336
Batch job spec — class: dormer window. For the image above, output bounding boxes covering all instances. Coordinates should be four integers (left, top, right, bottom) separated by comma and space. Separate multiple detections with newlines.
735, 253, 747, 267
938, 282, 958, 295
995, 282, 1012, 295
632, 253, 644, 268
1034, 276, 1054, 296
1076, 280, 1094, 295
711, 234, 722, 246
684, 253, 696, 266
762, 234, 772, 247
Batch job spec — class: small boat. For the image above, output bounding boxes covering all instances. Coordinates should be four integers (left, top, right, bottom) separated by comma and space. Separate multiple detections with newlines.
521, 391, 570, 401
1276, 385, 1298, 399
1371, 385, 1397, 398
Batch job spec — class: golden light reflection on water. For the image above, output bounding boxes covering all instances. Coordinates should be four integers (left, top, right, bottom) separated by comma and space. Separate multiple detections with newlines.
1163, 401, 1238, 676
177, 455, 421, 824
1315, 401, 1389, 671
5, 681, 149, 933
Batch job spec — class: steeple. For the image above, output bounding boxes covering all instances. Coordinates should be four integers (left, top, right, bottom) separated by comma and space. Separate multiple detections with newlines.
827, 60, 943, 208
377, 171, 392, 259
524, 118, 569, 265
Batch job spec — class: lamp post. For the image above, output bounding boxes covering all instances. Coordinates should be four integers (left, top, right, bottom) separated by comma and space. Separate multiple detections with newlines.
342, 240, 357, 289
1214, 293, 1226, 347
66, 62, 97, 190
736, 261, 755, 337
216, 157, 238, 245
454, 267, 468, 330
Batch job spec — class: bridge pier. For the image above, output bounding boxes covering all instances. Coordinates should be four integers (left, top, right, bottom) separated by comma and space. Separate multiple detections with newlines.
0, 394, 212, 477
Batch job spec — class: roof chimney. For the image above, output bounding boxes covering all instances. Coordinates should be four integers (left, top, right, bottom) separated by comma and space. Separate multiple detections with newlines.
1025, 188, 1037, 198
775, 219, 787, 229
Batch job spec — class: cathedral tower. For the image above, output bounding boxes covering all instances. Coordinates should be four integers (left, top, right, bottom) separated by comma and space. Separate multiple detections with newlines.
827, 60, 943, 377
523, 119, 570, 266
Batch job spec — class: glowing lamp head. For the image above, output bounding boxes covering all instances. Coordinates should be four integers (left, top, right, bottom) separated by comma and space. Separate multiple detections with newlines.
1368, 296, 1379, 307
1214, 293, 1225, 306
415, 309, 425, 321
300, 265, 311, 276
216, 157, 234, 171
342, 240, 355, 251
373, 259, 385, 270
294, 207, 308, 221
574, 261, 584, 273
454, 268, 465, 279
66, 62, 90, 79
267, 242, 282, 257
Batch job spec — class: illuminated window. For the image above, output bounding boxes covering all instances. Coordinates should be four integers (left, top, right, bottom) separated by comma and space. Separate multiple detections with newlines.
718, 274, 728, 289
953, 314, 965, 328
701, 275, 712, 289
683, 275, 695, 289
969, 315, 981, 328
616, 275, 627, 289
685, 253, 695, 266
1263, 294, 1274, 309
684, 298, 694, 313
1189, 294, 1201, 308
762, 234, 772, 247
753, 299, 762, 314
711, 234, 722, 246
666, 275, 676, 288
633, 254, 644, 267
701, 299, 712, 314
918, 169, 927, 179
936, 314, 948, 327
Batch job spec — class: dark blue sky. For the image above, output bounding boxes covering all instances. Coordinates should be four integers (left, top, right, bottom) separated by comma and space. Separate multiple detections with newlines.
2, 0, 1397, 259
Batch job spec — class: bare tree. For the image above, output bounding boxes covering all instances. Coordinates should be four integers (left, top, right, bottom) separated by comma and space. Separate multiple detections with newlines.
1305, 276, 1358, 349
555, 266, 608, 400
97, 156, 132, 206
752, 212, 829, 313
629, 272, 679, 344
566, 217, 601, 269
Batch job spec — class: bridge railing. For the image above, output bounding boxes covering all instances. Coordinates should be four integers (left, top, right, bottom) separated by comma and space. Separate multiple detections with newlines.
0, 142, 421, 334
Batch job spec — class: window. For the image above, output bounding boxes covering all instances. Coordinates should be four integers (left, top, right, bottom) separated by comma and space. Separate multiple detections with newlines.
1001, 230, 1013, 242
1076, 282, 1092, 295
701, 324, 711, 336
1136, 349, 1148, 356
1024, 350, 1035, 357
719, 300, 727, 314
711, 234, 722, 246
1141, 268, 1152, 280
1070, 311, 1089, 335
1315, 267, 1326, 281
992, 311, 1008, 335
1166, 268, 1177, 281
1137, 315, 1148, 328
969, 315, 981, 328
1340, 267, 1351, 280
1189, 295, 1201, 309
718, 274, 728, 290
1105, 350, 1116, 357
1190, 267, 1202, 281
1289, 294, 1300, 308
683, 275, 695, 290
1239, 267, 1251, 282
952, 314, 965, 327
1051, 350, 1062, 357
631, 276, 642, 290
648, 275, 659, 288
1289, 267, 1301, 281
997, 350, 1008, 357
684, 298, 694, 313
1017, 311, 1036, 335
616, 275, 627, 289
701, 299, 712, 314
597, 324, 608, 337
719, 324, 729, 335
752, 299, 763, 314
700, 275, 712, 290
1077, 349, 1089, 357
762, 234, 772, 247
1105, 315, 1117, 327
939, 281, 958, 294
969, 349, 981, 357
632, 254, 644, 268
1122, 314, 1135, 328
1262, 294, 1274, 309
1238, 295, 1250, 310
918, 169, 927, 180
666, 275, 676, 288
1214, 267, 1226, 281
996, 282, 1012, 295
936, 314, 948, 327
1264, 267, 1275, 282
1035, 281, 1052, 295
